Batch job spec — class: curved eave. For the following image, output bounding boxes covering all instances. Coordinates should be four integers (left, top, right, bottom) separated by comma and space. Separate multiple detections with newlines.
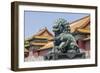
70, 16, 90, 32
77, 29, 90, 34
83, 37, 90, 41
31, 42, 47, 46
38, 42, 54, 51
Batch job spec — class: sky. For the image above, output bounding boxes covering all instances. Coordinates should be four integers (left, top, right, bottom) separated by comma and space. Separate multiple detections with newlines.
24, 11, 89, 39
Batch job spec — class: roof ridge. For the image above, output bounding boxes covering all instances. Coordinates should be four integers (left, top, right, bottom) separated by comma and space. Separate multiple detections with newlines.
70, 15, 90, 24
35, 27, 53, 36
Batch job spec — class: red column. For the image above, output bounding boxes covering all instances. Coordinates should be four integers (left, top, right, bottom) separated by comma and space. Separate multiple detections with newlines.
77, 40, 85, 49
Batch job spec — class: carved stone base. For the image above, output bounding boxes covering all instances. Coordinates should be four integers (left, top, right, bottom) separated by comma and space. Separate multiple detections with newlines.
44, 52, 86, 60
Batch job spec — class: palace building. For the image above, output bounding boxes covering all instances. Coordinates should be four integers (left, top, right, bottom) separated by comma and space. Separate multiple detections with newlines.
70, 16, 90, 51
25, 27, 54, 57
